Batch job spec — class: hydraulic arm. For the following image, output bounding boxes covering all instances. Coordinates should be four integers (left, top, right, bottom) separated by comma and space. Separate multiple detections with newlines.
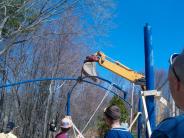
83, 51, 145, 87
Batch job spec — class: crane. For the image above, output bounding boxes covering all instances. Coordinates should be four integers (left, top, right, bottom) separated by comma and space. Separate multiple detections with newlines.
82, 51, 146, 87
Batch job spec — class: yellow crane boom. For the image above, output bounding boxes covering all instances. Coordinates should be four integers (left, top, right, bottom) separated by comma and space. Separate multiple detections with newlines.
83, 51, 145, 86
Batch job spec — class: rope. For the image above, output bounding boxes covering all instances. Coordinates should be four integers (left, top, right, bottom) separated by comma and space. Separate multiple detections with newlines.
72, 125, 77, 138
55, 81, 66, 90
64, 116, 85, 138
156, 78, 168, 90
81, 83, 114, 133
128, 112, 142, 131
72, 122, 85, 138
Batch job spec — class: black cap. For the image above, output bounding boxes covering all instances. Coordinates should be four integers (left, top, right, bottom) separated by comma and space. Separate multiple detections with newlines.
6, 122, 15, 130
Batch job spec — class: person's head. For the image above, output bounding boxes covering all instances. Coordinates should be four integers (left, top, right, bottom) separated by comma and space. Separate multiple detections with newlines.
104, 105, 121, 127
5, 122, 15, 133
60, 117, 72, 132
168, 50, 184, 110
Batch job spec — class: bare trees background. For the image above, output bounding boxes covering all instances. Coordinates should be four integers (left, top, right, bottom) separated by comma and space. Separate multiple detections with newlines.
0, 0, 116, 56
0, 0, 117, 137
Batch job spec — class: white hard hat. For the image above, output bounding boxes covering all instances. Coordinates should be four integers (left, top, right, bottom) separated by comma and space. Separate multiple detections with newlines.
60, 117, 72, 128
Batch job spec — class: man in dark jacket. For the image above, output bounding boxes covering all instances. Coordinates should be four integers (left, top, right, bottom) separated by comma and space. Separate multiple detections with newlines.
151, 50, 184, 138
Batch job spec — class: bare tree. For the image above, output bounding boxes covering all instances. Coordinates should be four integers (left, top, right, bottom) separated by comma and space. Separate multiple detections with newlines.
0, 0, 117, 137
154, 69, 173, 123
0, 0, 116, 56
0, 0, 83, 55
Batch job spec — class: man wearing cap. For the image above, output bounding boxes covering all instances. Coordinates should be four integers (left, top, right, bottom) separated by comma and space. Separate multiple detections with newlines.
0, 122, 17, 138
55, 117, 72, 138
151, 50, 184, 138
104, 105, 133, 138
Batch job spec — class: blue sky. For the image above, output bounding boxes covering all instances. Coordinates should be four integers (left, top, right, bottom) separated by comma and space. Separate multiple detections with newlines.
98, 0, 184, 73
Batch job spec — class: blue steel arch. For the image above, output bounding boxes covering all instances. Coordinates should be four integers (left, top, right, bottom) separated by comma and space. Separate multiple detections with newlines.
0, 76, 131, 115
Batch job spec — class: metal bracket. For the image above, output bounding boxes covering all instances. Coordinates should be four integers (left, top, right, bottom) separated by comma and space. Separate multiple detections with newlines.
141, 90, 161, 97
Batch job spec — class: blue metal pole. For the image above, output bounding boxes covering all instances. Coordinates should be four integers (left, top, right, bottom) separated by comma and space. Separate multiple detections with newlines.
144, 23, 155, 135
66, 81, 79, 116
66, 92, 71, 116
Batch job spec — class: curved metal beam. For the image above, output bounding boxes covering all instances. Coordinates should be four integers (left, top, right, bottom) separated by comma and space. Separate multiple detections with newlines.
0, 77, 131, 111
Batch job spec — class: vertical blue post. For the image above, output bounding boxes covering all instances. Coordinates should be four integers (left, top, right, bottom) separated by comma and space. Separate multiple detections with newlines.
144, 23, 155, 135
66, 92, 71, 116
66, 81, 78, 116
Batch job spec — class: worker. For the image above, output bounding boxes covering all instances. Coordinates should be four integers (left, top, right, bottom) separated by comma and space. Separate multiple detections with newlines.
49, 119, 57, 132
151, 50, 184, 138
104, 105, 133, 138
0, 122, 18, 138
55, 117, 72, 138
